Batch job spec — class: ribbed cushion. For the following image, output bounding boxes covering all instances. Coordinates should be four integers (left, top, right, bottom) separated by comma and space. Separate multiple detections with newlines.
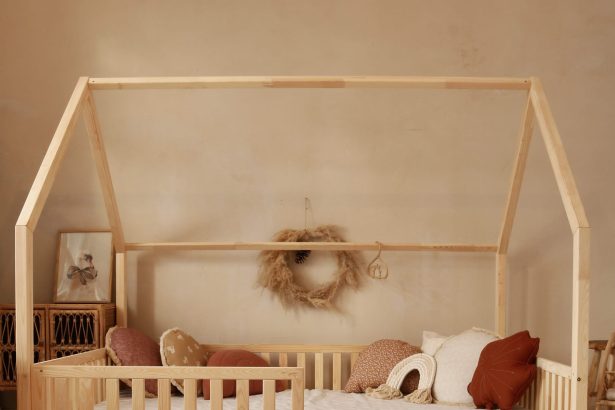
105, 327, 161, 397
468, 330, 539, 410
344, 339, 421, 394
203, 350, 286, 399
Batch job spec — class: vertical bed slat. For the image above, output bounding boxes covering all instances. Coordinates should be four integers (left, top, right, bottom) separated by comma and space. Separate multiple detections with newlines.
534, 368, 543, 410
296, 353, 306, 388
550, 374, 557, 410
350, 352, 359, 370
279, 352, 289, 390
557, 376, 564, 410
564, 377, 571, 410
291, 375, 304, 410
236, 379, 249, 410
158, 379, 171, 410
106, 379, 120, 410
68, 377, 78, 410
332, 353, 342, 390
263, 380, 276, 410
315, 352, 324, 389
131, 379, 145, 410
210, 379, 223, 410
183, 379, 197, 410
45, 378, 54, 410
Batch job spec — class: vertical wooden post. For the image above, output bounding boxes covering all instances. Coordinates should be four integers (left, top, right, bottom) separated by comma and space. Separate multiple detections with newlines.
496, 94, 535, 337
495, 253, 507, 336
571, 227, 589, 410
115, 252, 127, 327
15, 225, 33, 410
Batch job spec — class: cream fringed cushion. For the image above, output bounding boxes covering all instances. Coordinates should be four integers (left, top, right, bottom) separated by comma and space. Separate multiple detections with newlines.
160, 328, 208, 394
421, 331, 449, 356
432, 328, 499, 405
365, 353, 437, 403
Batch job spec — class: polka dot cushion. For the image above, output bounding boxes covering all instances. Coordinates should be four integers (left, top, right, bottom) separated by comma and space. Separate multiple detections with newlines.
344, 339, 421, 394
160, 328, 208, 394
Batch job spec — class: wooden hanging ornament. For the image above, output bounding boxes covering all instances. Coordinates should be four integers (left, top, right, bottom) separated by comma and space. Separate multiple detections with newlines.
367, 241, 389, 279
257, 225, 362, 309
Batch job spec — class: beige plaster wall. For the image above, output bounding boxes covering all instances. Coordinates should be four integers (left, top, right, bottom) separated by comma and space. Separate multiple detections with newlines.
1, 4, 614, 405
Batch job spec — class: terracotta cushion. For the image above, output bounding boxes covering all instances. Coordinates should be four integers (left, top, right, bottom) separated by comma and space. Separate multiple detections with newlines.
344, 339, 421, 394
202, 350, 286, 399
105, 326, 161, 397
467, 330, 540, 410
160, 328, 208, 395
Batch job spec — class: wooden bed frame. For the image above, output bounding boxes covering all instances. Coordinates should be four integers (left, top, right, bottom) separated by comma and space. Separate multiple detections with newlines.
15, 76, 590, 410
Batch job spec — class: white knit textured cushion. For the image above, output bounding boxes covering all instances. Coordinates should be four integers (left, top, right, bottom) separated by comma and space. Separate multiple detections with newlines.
432, 328, 499, 405
421, 330, 448, 356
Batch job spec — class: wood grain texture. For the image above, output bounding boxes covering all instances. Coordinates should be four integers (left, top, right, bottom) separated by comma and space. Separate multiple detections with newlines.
83, 92, 126, 252
115, 252, 127, 327
571, 227, 590, 410
263, 380, 276, 410
16, 77, 89, 230
88, 76, 531, 90
314, 353, 324, 389
210, 379, 223, 410
36, 364, 303, 379
157, 379, 171, 410
495, 253, 507, 336
105, 379, 119, 410
498, 95, 535, 252
15, 225, 33, 410
126, 241, 497, 252
182, 379, 197, 410
131, 379, 145, 410
202, 344, 366, 353
236, 380, 249, 410
530, 78, 589, 232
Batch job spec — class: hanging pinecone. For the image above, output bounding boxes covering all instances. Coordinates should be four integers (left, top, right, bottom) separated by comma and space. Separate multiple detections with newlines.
294, 249, 311, 264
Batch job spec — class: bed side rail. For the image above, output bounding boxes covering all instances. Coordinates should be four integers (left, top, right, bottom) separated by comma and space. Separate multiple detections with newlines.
519, 357, 573, 410
202, 343, 367, 390
32, 349, 304, 410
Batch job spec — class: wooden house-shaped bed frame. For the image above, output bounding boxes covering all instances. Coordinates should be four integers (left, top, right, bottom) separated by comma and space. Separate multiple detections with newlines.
15, 76, 589, 410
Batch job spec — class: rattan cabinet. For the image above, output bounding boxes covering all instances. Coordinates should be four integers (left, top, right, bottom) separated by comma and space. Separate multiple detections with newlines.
0, 303, 115, 390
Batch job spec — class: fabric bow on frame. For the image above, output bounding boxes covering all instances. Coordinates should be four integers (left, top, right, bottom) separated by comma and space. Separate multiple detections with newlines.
67, 253, 98, 285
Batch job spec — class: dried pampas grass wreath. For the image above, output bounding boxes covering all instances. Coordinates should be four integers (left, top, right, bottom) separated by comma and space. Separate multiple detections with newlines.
257, 225, 363, 309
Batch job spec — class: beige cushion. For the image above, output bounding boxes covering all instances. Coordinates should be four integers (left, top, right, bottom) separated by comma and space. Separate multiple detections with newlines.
432, 328, 499, 405
160, 328, 208, 394
421, 330, 448, 356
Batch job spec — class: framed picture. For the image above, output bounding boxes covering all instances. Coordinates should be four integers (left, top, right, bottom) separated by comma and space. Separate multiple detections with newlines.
53, 230, 113, 303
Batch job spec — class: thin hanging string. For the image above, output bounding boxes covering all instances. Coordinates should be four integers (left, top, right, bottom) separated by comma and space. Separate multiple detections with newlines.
304, 197, 308, 230
304, 197, 311, 230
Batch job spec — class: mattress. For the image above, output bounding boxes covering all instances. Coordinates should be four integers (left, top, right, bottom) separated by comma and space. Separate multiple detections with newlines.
94, 389, 476, 410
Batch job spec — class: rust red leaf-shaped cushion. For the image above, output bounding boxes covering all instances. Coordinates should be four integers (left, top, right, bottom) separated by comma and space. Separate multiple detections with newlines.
203, 350, 286, 399
467, 331, 540, 410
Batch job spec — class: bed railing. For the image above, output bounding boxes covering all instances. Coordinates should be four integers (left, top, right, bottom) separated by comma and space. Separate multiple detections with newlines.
31, 344, 573, 410
31, 348, 305, 410
201, 344, 366, 390
519, 358, 573, 410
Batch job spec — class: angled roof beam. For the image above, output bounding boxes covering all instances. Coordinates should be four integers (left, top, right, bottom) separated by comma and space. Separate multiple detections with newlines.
16, 77, 89, 230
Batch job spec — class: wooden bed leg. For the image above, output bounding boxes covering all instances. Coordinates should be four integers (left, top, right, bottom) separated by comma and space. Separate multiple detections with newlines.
116, 252, 127, 327
495, 253, 507, 337
15, 225, 33, 410
571, 227, 590, 410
